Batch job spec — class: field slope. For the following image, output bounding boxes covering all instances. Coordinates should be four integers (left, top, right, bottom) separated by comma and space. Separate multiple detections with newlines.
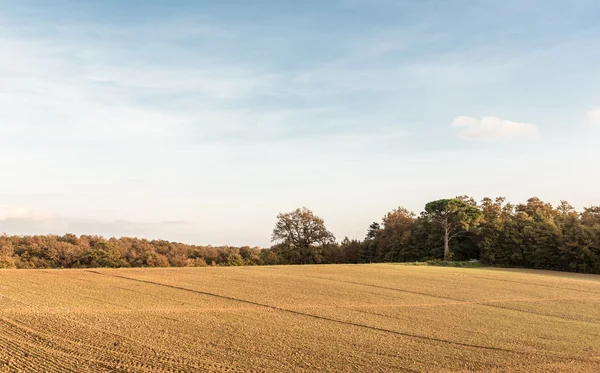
1, 264, 599, 372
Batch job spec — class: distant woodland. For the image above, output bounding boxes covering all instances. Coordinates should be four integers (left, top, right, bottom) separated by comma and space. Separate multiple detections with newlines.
1, 196, 600, 274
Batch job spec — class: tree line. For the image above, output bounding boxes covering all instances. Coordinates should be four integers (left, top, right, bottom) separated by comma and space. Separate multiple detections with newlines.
0, 235, 266, 269
1, 196, 600, 273
271, 197, 600, 274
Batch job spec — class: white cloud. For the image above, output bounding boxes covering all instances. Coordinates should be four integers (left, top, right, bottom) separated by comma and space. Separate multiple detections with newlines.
587, 109, 600, 126
4, 5, 599, 247
451, 116, 540, 140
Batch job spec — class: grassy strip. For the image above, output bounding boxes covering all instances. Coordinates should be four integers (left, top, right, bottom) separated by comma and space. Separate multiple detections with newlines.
398, 260, 486, 268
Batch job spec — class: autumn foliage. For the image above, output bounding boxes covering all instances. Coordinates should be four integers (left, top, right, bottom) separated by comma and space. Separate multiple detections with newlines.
1, 196, 600, 273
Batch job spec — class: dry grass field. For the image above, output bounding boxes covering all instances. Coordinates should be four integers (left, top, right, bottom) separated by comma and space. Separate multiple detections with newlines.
1, 264, 599, 372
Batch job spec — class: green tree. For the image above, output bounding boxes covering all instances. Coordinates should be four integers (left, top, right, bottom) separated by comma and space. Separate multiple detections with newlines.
512, 197, 561, 269
581, 206, 600, 227
366, 222, 381, 239
423, 198, 482, 260
340, 237, 363, 263
410, 216, 439, 260
378, 207, 415, 262
260, 249, 281, 265
271, 207, 335, 264
478, 197, 513, 265
361, 222, 382, 262
239, 246, 263, 265
227, 252, 245, 266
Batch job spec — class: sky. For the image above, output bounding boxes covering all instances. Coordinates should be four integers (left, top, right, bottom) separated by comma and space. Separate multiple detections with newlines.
1, 0, 599, 246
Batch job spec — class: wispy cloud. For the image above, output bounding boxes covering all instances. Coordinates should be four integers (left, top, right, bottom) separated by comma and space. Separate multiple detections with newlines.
1, 1, 600, 245
0, 18, 406, 151
451, 116, 540, 141
0, 205, 191, 240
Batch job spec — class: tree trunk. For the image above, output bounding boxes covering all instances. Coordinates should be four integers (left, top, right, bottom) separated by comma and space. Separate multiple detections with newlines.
443, 219, 450, 261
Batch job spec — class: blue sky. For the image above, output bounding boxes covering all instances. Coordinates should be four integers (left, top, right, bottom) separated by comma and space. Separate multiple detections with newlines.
1, 0, 599, 246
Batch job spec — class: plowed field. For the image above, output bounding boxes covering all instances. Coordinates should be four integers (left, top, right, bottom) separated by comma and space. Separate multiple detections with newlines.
1, 264, 599, 372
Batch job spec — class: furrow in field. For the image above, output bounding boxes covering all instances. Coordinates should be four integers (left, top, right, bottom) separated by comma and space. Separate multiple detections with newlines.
87, 270, 530, 356
0, 317, 159, 372
284, 272, 600, 325
2, 265, 599, 372
0, 315, 240, 373
469, 275, 600, 295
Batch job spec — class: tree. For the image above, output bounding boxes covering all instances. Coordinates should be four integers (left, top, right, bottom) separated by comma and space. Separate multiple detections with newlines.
239, 246, 263, 265
272, 207, 335, 248
0, 235, 15, 268
581, 206, 600, 227
410, 216, 439, 260
424, 198, 482, 261
339, 237, 363, 263
478, 197, 516, 265
511, 197, 561, 269
361, 222, 381, 262
227, 251, 245, 266
516, 197, 555, 221
378, 207, 415, 262
366, 222, 381, 240
558, 214, 595, 272
271, 207, 335, 264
